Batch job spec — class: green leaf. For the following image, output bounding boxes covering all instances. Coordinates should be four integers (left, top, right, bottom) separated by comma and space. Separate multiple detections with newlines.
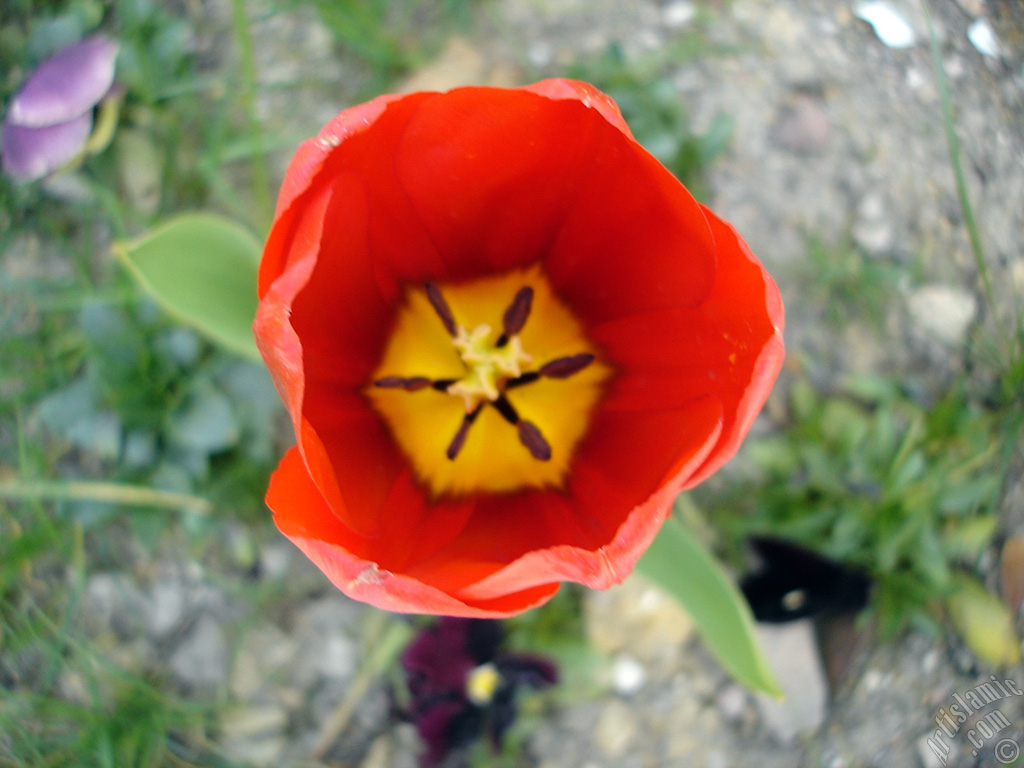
946, 574, 1020, 667
114, 213, 261, 359
636, 515, 782, 697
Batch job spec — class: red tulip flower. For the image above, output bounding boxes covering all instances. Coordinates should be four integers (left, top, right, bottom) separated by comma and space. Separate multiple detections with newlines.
256, 79, 784, 617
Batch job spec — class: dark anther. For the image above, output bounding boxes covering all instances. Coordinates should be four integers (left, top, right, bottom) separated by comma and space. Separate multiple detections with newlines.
492, 395, 520, 425
538, 354, 594, 379
431, 378, 457, 391
446, 405, 483, 460
492, 396, 552, 460
425, 283, 457, 336
504, 372, 540, 390
375, 376, 431, 391
517, 421, 552, 461
497, 286, 533, 347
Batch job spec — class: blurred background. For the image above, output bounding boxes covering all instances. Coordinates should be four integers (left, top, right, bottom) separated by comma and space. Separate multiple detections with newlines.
2, 0, 1023, 766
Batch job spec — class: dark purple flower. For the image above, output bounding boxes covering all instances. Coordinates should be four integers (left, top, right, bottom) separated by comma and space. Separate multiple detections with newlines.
400, 618, 557, 766
2, 35, 119, 182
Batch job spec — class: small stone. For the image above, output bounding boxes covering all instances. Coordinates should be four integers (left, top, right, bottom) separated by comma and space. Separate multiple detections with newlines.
595, 699, 637, 757
230, 622, 295, 700
953, 0, 985, 17
663, 1, 696, 28
853, 1, 917, 48
967, 17, 1002, 58
907, 284, 977, 346
290, 597, 361, 687
861, 668, 885, 692
527, 41, 553, 68
775, 93, 831, 154
584, 575, 694, 663
318, 634, 358, 680
853, 193, 895, 255
220, 705, 287, 765
40, 172, 95, 204
259, 542, 293, 580
57, 670, 90, 705
611, 653, 646, 696
147, 581, 187, 639
82, 573, 147, 639
169, 615, 229, 690
715, 683, 749, 723
754, 620, 828, 744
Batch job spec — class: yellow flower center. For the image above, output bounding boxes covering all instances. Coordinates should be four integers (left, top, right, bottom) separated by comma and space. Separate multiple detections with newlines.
447, 323, 532, 412
466, 662, 501, 705
366, 266, 611, 498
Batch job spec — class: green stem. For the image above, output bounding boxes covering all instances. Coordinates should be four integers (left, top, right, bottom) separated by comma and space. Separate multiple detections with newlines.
920, 0, 1019, 356
230, 0, 274, 232
311, 615, 413, 758
0, 480, 212, 513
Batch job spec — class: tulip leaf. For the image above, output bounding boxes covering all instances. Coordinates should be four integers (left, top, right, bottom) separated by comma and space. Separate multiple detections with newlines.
636, 515, 782, 697
114, 213, 261, 360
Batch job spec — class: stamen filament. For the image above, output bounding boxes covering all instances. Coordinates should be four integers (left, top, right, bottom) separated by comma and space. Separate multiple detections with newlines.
492, 395, 520, 425
374, 376, 432, 391
446, 405, 483, 460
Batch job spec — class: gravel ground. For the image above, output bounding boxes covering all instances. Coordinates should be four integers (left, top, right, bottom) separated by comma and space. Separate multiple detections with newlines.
62, 0, 1024, 767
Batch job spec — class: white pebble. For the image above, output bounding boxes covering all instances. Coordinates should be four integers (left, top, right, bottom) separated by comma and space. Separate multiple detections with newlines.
612, 654, 647, 696
853, 1, 917, 49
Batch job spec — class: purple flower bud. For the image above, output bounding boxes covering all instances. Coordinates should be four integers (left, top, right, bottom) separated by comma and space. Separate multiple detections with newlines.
2, 35, 119, 182
8, 36, 119, 127
1, 114, 93, 183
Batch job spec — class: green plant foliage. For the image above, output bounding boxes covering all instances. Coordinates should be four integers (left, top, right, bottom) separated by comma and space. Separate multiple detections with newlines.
801, 235, 903, 327
114, 213, 262, 360
28, 296, 281, 525
292, 0, 475, 97
0, 590, 213, 767
706, 375, 1006, 638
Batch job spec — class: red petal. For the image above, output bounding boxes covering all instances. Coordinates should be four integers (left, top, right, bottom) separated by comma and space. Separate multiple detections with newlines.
454, 400, 724, 600
583, 207, 783, 488
544, 135, 717, 325
268, 447, 558, 617
683, 205, 784, 487
259, 91, 442, 298
260, 136, 449, 537
393, 87, 611, 279
523, 78, 634, 139
272, 92, 408, 221
407, 397, 723, 599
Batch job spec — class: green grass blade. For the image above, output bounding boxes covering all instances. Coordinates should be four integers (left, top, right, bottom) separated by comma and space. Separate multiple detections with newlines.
0, 480, 213, 513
